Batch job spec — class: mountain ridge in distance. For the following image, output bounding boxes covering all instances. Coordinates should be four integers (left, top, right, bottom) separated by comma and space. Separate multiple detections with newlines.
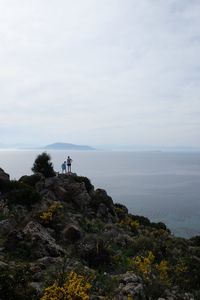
44, 142, 95, 150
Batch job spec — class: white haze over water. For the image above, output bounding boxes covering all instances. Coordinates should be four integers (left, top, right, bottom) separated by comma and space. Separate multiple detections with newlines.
0, 0, 200, 146
1, 150, 200, 238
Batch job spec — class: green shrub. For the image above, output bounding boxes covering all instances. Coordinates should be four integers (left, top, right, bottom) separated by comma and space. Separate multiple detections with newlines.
7, 183, 41, 208
73, 176, 94, 193
131, 215, 151, 226
190, 235, 200, 247
132, 236, 154, 254
0, 179, 20, 193
114, 203, 128, 220
79, 238, 112, 270
0, 265, 37, 300
19, 174, 42, 187
80, 218, 104, 233
91, 189, 113, 211
32, 152, 55, 178
150, 221, 169, 232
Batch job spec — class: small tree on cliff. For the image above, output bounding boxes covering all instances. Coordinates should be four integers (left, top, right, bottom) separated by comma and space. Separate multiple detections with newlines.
32, 152, 55, 178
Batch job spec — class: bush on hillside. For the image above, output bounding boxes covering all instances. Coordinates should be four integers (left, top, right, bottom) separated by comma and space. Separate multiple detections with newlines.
19, 174, 43, 187
7, 183, 41, 208
73, 176, 94, 193
32, 152, 55, 178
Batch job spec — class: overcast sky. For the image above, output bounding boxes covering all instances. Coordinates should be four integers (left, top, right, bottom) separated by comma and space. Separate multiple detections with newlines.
0, 0, 200, 147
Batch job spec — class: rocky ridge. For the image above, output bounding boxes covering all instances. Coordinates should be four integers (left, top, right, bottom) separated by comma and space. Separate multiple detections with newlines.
0, 167, 199, 299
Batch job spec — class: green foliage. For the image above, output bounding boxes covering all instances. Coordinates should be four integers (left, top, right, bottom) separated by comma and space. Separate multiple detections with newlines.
190, 235, 200, 247
150, 221, 169, 232
0, 265, 37, 300
0, 179, 19, 193
133, 251, 171, 299
114, 203, 128, 219
132, 236, 155, 253
112, 253, 133, 273
7, 183, 41, 208
176, 256, 200, 290
19, 174, 42, 187
73, 176, 93, 193
79, 239, 112, 270
32, 152, 55, 178
40, 271, 91, 300
131, 215, 169, 232
131, 215, 151, 226
0, 179, 8, 192
119, 216, 140, 232
91, 272, 117, 299
91, 189, 113, 212
40, 202, 63, 224
80, 218, 104, 233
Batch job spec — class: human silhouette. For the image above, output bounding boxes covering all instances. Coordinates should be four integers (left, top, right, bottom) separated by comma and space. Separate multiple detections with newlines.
67, 156, 72, 173
61, 161, 67, 173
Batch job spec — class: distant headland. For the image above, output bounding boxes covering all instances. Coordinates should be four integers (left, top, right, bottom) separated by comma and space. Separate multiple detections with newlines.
44, 142, 95, 150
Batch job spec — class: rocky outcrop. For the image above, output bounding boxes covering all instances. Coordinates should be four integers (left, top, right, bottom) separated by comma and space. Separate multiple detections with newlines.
62, 224, 82, 243
23, 221, 65, 258
116, 272, 145, 299
0, 168, 10, 182
0, 169, 199, 300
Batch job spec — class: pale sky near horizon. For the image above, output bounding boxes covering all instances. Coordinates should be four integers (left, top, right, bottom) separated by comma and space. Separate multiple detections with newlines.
0, 0, 200, 147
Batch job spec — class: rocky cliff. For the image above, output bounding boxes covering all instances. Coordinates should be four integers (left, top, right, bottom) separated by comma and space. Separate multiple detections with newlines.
0, 167, 199, 300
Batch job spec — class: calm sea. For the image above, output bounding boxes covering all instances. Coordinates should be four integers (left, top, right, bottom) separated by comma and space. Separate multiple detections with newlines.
0, 150, 200, 238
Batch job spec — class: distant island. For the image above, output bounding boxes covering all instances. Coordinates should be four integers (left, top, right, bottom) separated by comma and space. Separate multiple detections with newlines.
44, 142, 95, 151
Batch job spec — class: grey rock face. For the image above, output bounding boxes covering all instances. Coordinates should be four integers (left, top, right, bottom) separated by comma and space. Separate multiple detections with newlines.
0, 219, 16, 235
117, 271, 145, 299
62, 224, 82, 243
23, 221, 65, 258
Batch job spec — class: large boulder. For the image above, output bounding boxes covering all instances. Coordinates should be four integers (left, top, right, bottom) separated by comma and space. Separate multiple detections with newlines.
77, 236, 112, 269
23, 221, 65, 258
116, 271, 145, 299
92, 189, 117, 222
62, 224, 82, 243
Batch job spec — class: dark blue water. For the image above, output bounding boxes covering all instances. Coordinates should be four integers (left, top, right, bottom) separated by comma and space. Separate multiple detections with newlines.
0, 150, 200, 238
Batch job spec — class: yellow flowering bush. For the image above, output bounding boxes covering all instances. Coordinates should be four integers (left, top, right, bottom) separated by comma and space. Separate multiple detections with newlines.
40, 271, 91, 300
174, 261, 187, 275
155, 260, 170, 282
119, 217, 140, 231
40, 202, 63, 223
133, 252, 170, 283
133, 251, 155, 278
114, 206, 125, 214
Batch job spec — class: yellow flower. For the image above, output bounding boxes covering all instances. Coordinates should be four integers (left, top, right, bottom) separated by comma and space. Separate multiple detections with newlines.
119, 217, 139, 231
40, 202, 63, 223
156, 260, 170, 282
40, 271, 91, 300
133, 251, 155, 278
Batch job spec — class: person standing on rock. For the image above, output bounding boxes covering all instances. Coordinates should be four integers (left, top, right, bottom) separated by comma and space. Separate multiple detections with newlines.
67, 156, 73, 173
61, 161, 67, 173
